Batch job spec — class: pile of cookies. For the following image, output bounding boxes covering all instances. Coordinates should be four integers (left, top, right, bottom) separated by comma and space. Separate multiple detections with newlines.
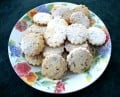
21, 4, 106, 79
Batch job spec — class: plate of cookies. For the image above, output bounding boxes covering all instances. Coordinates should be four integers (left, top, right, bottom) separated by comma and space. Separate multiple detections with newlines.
8, 2, 111, 94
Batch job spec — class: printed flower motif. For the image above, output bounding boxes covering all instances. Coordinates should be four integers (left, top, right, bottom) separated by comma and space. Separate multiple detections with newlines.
27, 8, 38, 19
96, 27, 111, 56
22, 72, 38, 86
97, 40, 111, 56
14, 62, 31, 77
15, 20, 27, 32
9, 45, 21, 57
55, 81, 65, 93
102, 27, 110, 44
36, 5, 50, 13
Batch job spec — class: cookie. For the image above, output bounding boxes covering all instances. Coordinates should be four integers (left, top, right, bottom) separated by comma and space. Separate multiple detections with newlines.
67, 47, 93, 73
87, 27, 106, 46
43, 45, 64, 57
21, 32, 45, 56
42, 54, 67, 79
72, 5, 90, 17
70, 11, 90, 27
66, 23, 88, 45
44, 17, 68, 47
25, 54, 43, 66
51, 5, 72, 23
26, 24, 46, 35
33, 12, 52, 25
65, 41, 89, 52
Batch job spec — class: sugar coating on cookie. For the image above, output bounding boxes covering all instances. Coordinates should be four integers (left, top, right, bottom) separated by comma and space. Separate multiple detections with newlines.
43, 45, 64, 57
51, 5, 72, 23
33, 12, 52, 25
70, 11, 90, 27
87, 27, 106, 46
67, 47, 93, 73
21, 33, 45, 56
44, 18, 68, 47
66, 23, 88, 45
65, 41, 89, 52
25, 54, 43, 66
26, 24, 46, 35
72, 5, 90, 17
42, 54, 67, 79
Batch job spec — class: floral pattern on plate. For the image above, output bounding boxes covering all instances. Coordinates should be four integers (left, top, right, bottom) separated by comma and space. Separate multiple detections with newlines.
8, 2, 111, 94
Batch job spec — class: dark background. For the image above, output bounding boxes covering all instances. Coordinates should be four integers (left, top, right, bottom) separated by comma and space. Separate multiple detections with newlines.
0, 0, 120, 97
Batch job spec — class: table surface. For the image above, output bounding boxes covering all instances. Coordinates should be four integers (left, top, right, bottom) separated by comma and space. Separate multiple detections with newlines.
0, 0, 120, 97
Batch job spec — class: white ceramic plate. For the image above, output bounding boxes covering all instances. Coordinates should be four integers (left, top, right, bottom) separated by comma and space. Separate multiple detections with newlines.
8, 2, 111, 94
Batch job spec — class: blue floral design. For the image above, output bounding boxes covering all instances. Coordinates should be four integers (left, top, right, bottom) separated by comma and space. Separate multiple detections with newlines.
9, 40, 21, 57
9, 45, 21, 57
96, 40, 111, 56
36, 5, 50, 13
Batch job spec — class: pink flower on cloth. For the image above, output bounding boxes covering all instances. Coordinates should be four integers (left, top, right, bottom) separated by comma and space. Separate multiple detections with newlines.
15, 20, 27, 32
14, 62, 31, 77
55, 81, 65, 93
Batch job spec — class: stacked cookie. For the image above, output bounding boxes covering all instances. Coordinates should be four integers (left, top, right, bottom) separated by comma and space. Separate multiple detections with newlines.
21, 4, 106, 79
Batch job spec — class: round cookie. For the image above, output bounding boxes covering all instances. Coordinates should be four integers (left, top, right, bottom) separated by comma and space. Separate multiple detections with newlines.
67, 47, 93, 73
70, 11, 90, 27
65, 41, 89, 52
25, 54, 43, 66
44, 17, 68, 47
66, 23, 88, 45
51, 5, 72, 23
72, 5, 90, 17
43, 45, 64, 57
21, 32, 45, 56
87, 27, 106, 46
26, 24, 46, 35
42, 54, 67, 79
33, 12, 52, 25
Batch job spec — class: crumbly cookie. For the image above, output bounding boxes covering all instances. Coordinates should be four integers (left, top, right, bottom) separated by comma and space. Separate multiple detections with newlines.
67, 47, 93, 73
70, 11, 90, 27
25, 54, 43, 66
65, 41, 89, 52
33, 12, 52, 25
51, 5, 72, 23
26, 24, 46, 35
72, 5, 90, 17
43, 45, 64, 57
21, 32, 45, 56
44, 18, 68, 47
42, 54, 67, 79
87, 27, 106, 46
66, 23, 88, 45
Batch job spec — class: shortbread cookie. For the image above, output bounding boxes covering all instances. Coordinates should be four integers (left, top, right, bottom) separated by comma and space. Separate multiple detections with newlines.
43, 45, 64, 57
21, 32, 45, 56
26, 24, 46, 35
67, 47, 93, 73
66, 23, 88, 45
44, 18, 68, 47
25, 54, 43, 66
33, 12, 52, 25
51, 5, 72, 23
42, 54, 67, 79
72, 5, 90, 17
65, 41, 89, 52
70, 11, 90, 27
87, 27, 106, 46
